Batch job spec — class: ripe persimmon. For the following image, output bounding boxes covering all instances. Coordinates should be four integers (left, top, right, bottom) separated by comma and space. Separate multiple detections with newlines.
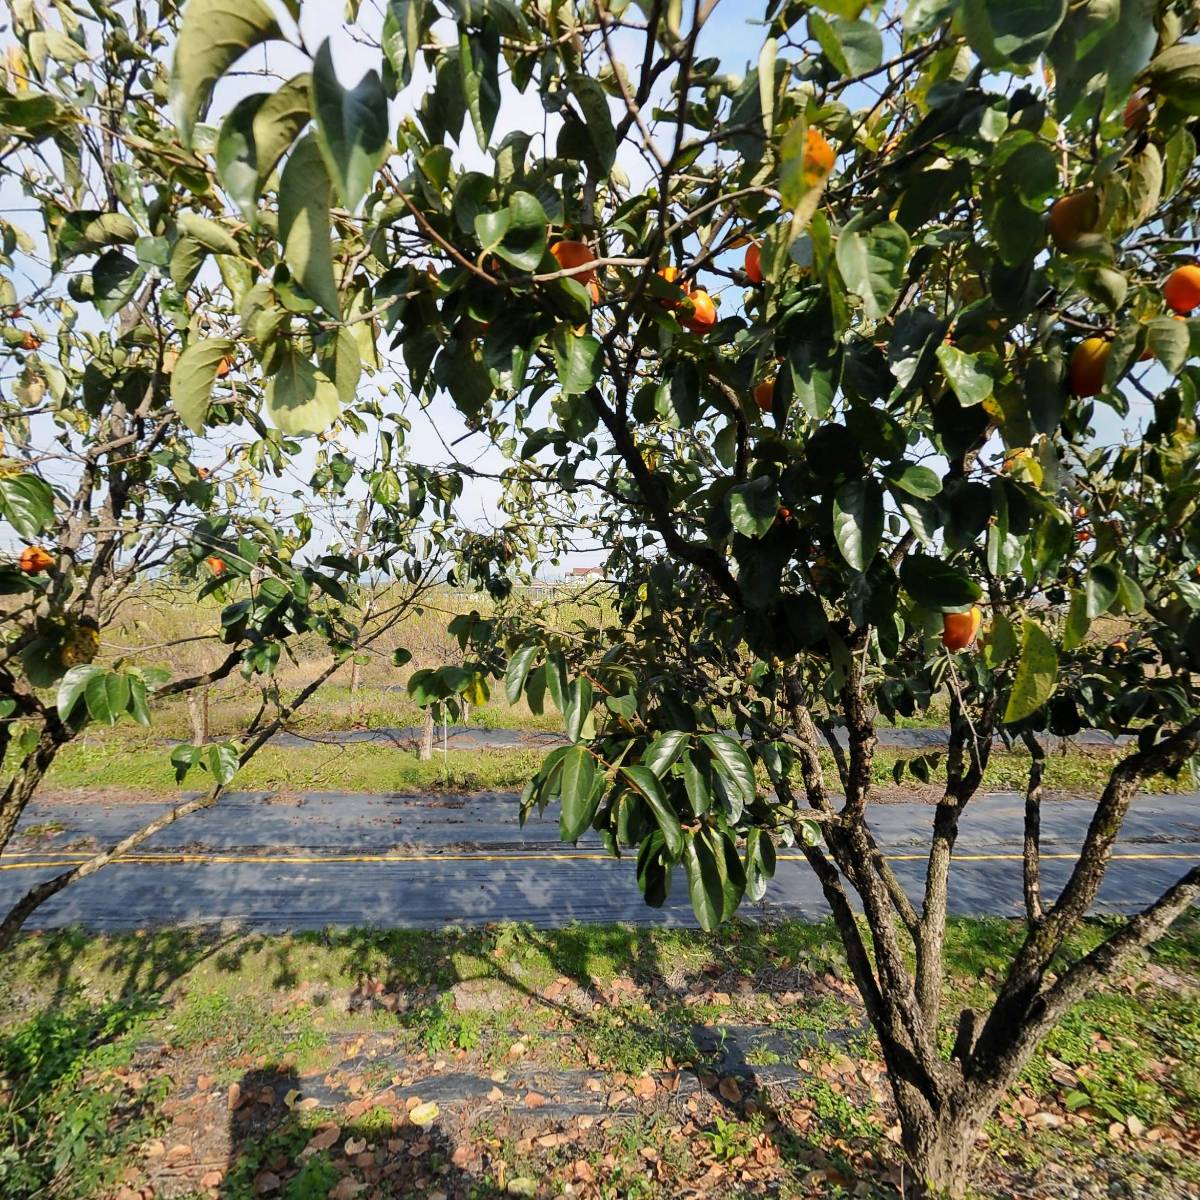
942, 607, 982, 652
753, 377, 775, 413
684, 289, 717, 333
18, 545, 53, 574
1068, 337, 1110, 397
802, 128, 835, 184
205, 555, 227, 575
1047, 190, 1100, 252
550, 239, 595, 286
1163, 264, 1200, 315
745, 241, 763, 285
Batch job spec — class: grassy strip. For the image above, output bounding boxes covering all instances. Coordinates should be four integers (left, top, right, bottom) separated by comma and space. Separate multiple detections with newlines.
39, 736, 1187, 798
1, 915, 1197, 1199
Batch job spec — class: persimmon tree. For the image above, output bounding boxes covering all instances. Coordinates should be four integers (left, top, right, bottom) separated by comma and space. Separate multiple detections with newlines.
175, 0, 1200, 1192
0, 0, 492, 949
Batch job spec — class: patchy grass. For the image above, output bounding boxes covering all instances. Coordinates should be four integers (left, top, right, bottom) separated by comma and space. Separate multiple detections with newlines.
0, 916, 1196, 1199
33, 732, 1186, 802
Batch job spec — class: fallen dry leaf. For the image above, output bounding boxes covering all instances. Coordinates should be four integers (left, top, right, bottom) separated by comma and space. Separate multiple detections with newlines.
344, 1136, 367, 1155
328, 1178, 365, 1200
633, 1074, 656, 1100
523, 1091, 546, 1109
409, 1100, 439, 1127
304, 1125, 341, 1154
253, 1170, 280, 1195
718, 1076, 743, 1103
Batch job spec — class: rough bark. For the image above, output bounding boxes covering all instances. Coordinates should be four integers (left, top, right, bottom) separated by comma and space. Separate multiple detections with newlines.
420, 708, 435, 761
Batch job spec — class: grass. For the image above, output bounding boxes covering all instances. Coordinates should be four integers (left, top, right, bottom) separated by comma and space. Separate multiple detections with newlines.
1, 915, 1196, 1199
36, 730, 1187, 799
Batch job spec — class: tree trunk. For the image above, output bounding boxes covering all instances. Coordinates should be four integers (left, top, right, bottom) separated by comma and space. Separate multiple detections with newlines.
350, 656, 362, 694
897, 1089, 986, 1200
419, 709, 434, 761
186, 687, 209, 744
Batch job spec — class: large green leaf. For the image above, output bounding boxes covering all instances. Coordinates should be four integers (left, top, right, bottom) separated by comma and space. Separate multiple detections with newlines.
265, 348, 342, 435
1085, 563, 1120, 619
699, 733, 756, 816
883, 462, 942, 499
171, 0, 281, 147
899, 553, 982, 612
1004, 619, 1058, 723
568, 75, 616, 173
643, 730, 690, 777
85, 670, 130, 726
92, 251, 142, 319
559, 744, 599, 843
811, 13, 883, 76
505, 644, 540, 705
171, 338, 234, 435
383, 0, 425, 87
216, 75, 311, 221
728, 476, 780, 540
459, 25, 500, 148
57, 665, 103, 720
683, 831, 725, 932
279, 133, 340, 316
0, 474, 55, 540
176, 211, 240, 257
836, 221, 909, 321
936, 343, 995, 406
551, 327, 601, 395
312, 39, 389, 213
833, 478, 884, 570
965, 0, 1066, 66
620, 766, 683, 858
474, 190, 547, 271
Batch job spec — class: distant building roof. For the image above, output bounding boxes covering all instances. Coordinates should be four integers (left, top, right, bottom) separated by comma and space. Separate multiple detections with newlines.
567, 566, 605, 577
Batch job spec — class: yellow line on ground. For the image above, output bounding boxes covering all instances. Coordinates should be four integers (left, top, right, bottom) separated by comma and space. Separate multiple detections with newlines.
0, 849, 1195, 871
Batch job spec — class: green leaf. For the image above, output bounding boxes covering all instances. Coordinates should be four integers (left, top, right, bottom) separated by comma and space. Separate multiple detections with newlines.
683, 830, 724, 931
812, 14, 883, 76
1062, 588, 1089, 651
836, 221, 909, 321
1143, 42, 1200, 115
551, 327, 600, 395
699, 733, 756, 816
1004, 619, 1058, 723
171, 338, 234, 435
505, 644, 540, 705
643, 731, 690, 777
728, 476, 780, 540
0, 474, 55, 540
92, 251, 142, 319
833, 478, 884, 570
899, 553, 982, 612
57, 211, 138, 260
171, 0, 282, 147
936, 343, 995, 406
559, 744, 598, 843
567, 75, 616, 173
1085, 563, 1120, 619
682, 753, 710, 817
312, 39, 389, 213
216, 76, 312, 221
265, 347, 342, 436
744, 827, 777, 903
176, 211, 240, 257
383, 0, 424, 87
279, 133, 340, 316
883, 462, 942, 499
322, 328, 362, 406
965, 0, 1066, 67
1145, 315, 1190, 375
57, 664, 102, 720
207, 742, 240, 786
620, 765, 683, 859
459, 25, 500, 148
85, 670, 130, 726
982, 610, 1018, 667
474, 191, 547, 271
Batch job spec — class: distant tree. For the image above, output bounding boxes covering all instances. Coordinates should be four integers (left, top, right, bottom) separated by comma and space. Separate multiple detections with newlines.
179, 0, 1200, 1192
0, 0, 484, 948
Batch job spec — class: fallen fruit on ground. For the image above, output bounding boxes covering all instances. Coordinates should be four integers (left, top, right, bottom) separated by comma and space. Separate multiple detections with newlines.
18, 545, 53, 573
1047, 190, 1101, 251
1163, 263, 1200, 314
550, 239, 595, 286
684, 288, 717, 333
943, 607, 983, 652
744, 241, 762, 285
1069, 337, 1111, 397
